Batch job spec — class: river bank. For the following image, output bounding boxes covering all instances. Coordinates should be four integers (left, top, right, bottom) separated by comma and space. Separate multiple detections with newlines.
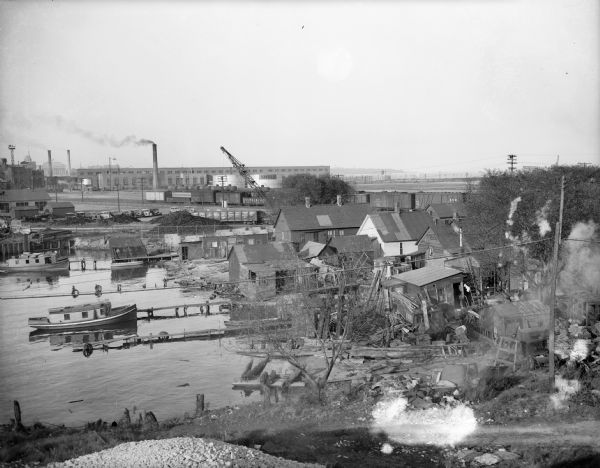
2, 366, 600, 467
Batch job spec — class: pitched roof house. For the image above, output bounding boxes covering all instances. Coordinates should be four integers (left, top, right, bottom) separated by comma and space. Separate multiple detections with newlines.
228, 241, 317, 300
426, 202, 467, 224
273, 204, 372, 248
357, 211, 434, 258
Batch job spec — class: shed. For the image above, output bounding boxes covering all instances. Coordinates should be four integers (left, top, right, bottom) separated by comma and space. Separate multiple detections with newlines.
384, 266, 464, 307
45, 201, 75, 217
479, 300, 549, 347
108, 237, 148, 261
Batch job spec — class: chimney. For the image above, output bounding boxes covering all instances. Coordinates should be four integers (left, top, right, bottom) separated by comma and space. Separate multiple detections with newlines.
305, 197, 311, 208
152, 143, 159, 190
47, 150, 53, 177
336, 194, 342, 206
66, 149, 72, 176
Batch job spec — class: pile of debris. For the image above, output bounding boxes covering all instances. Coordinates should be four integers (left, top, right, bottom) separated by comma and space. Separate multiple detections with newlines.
110, 213, 140, 224
555, 317, 600, 365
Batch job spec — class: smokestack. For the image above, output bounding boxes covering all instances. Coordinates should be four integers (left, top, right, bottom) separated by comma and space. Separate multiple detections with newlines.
66, 149, 72, 176
47, 150, 53, 177
152, 143, 159, 190
336, 195, 342, 206
305, 197, 311, 208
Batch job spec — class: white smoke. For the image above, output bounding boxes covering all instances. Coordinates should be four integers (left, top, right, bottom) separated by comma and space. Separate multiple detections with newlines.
535, 200, 552, 237
505, 196, 522, 240
371, 397, 477, 447
550, 375, 580, 410
40, 115, 154, 147
558, 221, 600, 295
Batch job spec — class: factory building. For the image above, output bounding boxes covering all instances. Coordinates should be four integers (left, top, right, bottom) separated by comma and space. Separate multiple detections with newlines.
75, 165, 330, 190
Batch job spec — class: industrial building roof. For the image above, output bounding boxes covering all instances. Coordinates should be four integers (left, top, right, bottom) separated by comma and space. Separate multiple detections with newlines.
389, 266, 463, 287
275, 204, 372, 231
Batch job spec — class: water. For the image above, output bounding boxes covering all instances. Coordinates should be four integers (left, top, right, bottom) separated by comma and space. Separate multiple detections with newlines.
0, 254, 258, 426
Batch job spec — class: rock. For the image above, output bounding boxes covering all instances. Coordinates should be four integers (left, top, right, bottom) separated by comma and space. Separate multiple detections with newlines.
455, 449, 480, 461
495, 449, 520, 461
473, 453, 501, 465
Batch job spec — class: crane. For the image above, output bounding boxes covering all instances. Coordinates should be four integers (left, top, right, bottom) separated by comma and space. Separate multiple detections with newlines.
220, 146, 268, 204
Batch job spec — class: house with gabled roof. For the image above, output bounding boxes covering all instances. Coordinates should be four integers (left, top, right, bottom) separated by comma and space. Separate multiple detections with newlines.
273, 203, 372, 249
357, 210, 434, 258
426, 202, 467, 224
228, 241, 318, 300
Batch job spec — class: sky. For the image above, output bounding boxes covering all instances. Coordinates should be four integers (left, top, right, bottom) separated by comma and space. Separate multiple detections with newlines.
0, 0, 598, 173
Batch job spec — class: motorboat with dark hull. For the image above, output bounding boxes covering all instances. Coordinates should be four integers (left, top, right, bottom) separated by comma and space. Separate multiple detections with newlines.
28, 300, 137, 331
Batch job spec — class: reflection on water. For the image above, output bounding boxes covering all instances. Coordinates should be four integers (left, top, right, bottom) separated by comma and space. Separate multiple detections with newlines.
0, 255, 259, 426
111, 265, 149, 283
29, 320, 138, 349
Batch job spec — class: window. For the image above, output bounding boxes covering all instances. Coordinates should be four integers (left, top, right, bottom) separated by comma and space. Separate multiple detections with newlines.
249, 271, 257, 282
82, 311, 88, 318
25, 259, 29, 264
339, 230, 344, 236
211, 241, 218, 248
248, 238, 255, 245
64, 314, 70, 320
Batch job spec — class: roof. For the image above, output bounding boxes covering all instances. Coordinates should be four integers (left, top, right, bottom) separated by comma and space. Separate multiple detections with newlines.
388, 266, 463, 287
46, 202, 75, 209
276, 204, 372, 231
0, 189, 50, 202
299, 241, 327, 259
367, 212, 412, 242
229, 241, 299, 264
181, 226, 269, 243
366, 210, 434, 243
427, 202, 467, 219
328, 235, 375, 253
398, 211, 435, 240
486, 300, 549, 319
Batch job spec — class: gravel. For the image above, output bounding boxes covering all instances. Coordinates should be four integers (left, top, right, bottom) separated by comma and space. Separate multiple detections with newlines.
46, 437, 323, 468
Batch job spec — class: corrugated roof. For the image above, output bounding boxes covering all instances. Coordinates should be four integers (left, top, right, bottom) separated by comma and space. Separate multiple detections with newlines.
487, 300, 549, 319
0, 189, 50, 202
390, 266, 463, 287
230, 241, 298, 264
428, 202, 467, 219
277, 204, 372, 231
328, 235, 375, 253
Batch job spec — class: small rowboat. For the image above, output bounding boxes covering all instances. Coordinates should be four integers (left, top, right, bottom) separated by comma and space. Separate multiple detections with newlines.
110, 260, 145, 269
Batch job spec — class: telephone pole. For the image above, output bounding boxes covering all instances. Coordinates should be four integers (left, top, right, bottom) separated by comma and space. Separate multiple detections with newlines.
507, 154, 517, 173
548, 175, 565, 389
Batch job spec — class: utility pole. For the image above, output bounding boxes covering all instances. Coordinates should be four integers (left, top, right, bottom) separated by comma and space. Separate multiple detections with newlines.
507, 154, 517, 173
141, 176, 144, 204
548, 175, 565, 389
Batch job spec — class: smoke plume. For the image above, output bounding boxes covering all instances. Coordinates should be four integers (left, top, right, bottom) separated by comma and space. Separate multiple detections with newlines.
505, 196, 522, 241
558, 221, 600, 295
42, 116, 154, 147
535, 200, 552, 237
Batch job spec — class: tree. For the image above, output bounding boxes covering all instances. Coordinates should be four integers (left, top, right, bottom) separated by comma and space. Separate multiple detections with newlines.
463, 166, 600, 263
281, 174, 354, 206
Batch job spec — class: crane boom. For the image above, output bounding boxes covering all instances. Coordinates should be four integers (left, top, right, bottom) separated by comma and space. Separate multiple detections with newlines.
220, 146, 267, 201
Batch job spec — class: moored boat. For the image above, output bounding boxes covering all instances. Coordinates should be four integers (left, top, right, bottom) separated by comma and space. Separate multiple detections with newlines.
28, 300, 137, 331
110, 260, 145, 269
0, 251, 69, 272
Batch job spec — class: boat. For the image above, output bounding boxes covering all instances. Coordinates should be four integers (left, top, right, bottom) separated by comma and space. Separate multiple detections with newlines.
0, 251, 69, 272
110, 259, 145, 269
28, 300, 137, 331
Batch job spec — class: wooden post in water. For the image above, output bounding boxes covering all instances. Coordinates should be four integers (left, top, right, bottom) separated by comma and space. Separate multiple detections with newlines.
13, 400, 23, 431
195, 394, 205, 417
